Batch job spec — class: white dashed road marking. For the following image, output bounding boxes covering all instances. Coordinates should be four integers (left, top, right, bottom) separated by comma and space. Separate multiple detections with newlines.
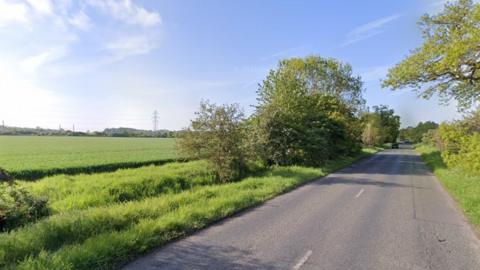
292, 250, 313, 270
355, 188, 364, 198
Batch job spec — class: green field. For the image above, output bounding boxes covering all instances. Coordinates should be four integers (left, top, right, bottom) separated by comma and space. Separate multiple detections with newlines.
0, 136, 179, 179
0, 148, 379, 270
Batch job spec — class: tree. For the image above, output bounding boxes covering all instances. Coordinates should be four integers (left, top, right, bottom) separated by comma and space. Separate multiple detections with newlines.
383, 0, 480, 110
257, 55, 365, 113
178, 101, 247, 182
400, 121, 439, 143
251, 56, 364, 166
373, 105, 401, 143
362, 114, 382, 147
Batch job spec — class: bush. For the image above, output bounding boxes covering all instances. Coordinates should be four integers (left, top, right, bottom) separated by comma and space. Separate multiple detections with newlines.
178, 101, 247, 182
0, 183, 49, 231
421, 129, 442, 148
437, 110, 480, 175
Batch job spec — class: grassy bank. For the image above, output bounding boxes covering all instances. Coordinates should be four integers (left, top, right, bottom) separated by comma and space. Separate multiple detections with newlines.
416, 145, 480, 229
1, 148, 378, 270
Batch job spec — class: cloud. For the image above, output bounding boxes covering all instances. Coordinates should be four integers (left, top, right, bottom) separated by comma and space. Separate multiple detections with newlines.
342, 14, 402, 46
20, 47, 69, 73
86, 0, 161, 27
360, 65, 390, 83
68, 10, 92, 30
0, 0, 29, 27
105, 35, 156, 60
26, 0, 53, 16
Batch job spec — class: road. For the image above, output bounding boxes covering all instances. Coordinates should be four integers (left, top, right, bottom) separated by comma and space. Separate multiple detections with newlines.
123, 149, 480, 270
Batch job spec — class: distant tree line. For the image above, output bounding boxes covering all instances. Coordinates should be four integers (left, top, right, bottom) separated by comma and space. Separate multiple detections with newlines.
0, 126, 178, 138
179, 56, 401, 182
399, 121, 439, 144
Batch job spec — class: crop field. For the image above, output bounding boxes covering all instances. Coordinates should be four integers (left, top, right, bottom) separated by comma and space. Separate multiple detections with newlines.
0, 136, 179, 179
0, 144, 378, 270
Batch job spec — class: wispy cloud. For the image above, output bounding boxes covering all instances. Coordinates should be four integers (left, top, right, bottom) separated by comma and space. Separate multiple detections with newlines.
1, 0, 163, 77
342, 14, 402, 46
105, 35, 156, 61
359, 65, 390, 83
68, 11, 92, 30
25, 0, 53, 16
86, 0, 161, 27
20, 47, 70, 73
0, 0, 29, 27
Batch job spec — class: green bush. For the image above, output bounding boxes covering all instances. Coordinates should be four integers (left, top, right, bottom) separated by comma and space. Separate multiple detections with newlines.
178, 101, 247, 182
0, 183, 49, 232
437, 111, 480, 175
421, 129, 442, 148
449, 133, 480, 174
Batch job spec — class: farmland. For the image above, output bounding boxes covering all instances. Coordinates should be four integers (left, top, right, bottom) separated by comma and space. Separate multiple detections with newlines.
0, 136, 179, 179
0, 137, 378, 269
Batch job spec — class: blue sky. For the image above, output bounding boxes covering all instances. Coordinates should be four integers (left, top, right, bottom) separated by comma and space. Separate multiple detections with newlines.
0, 0, 463, 131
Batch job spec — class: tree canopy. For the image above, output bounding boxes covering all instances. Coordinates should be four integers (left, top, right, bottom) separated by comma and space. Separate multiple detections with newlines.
399, 121, 439, 143
252, 55, 364, 166
258, 55, 365, 113
383, 0, 480, 110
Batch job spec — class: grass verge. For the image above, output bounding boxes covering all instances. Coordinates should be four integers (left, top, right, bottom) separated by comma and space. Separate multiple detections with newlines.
416, 145, 480, 230
1, 148, 379, 270
20, 160, 215, 213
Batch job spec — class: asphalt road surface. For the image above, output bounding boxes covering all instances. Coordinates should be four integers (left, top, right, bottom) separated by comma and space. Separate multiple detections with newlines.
123, 149, 480, 270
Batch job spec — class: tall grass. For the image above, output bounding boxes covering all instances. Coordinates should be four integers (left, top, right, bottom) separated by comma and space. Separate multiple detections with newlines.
20, 161, 215, 213
1, 149, 378, 270
416, 145, 480, 229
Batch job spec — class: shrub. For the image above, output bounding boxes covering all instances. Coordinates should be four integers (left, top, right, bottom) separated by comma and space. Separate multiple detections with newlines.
421, 129, 442, 148
0, 182, 49, 231
178, 101, 247, 182
437, 110, 480, 174
362, 114, 382, 147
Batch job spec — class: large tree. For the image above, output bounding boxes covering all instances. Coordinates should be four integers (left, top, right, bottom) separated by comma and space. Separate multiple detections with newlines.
252, 56, 364, 166
373, 105, 401, 143
383, 0, 480, 110
258, 55, 365, 113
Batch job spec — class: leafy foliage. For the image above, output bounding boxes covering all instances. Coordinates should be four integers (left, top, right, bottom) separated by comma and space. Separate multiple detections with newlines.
178, 101, 247, 182
383, 0, 480, 110
400, 121, 439, 143
437, 109, 480, 174
251, 56, 363, 166
0, 183, 49, 232
421, 129, 442, 148
361, 105, 401, 145
362, 114, 382, 147
372, 105, 401, 143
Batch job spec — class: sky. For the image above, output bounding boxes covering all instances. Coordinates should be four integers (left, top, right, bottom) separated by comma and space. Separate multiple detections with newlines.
0, 0, 465, 131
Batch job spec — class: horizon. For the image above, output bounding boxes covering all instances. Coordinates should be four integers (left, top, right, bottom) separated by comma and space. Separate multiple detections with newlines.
0, 0, 466, 132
